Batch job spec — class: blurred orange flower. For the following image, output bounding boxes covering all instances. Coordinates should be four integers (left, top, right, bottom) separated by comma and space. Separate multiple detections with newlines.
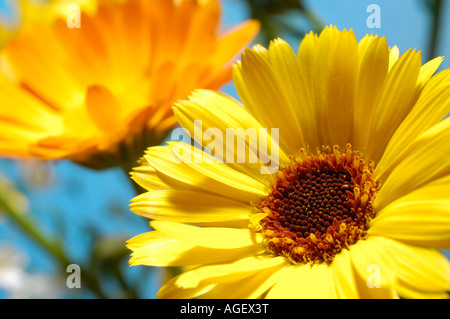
0, 0, 259, 169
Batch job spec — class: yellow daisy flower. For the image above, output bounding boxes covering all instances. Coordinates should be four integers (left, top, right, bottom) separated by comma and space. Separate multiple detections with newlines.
0, 0, 259, 169
127, 26, 450, 298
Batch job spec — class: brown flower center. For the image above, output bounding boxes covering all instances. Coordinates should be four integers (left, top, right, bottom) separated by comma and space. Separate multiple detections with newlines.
255, 144, 379, 264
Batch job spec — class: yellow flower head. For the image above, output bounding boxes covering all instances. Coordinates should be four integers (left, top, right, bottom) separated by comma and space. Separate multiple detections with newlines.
0, 0, 259, 169
128, 26, 450, 298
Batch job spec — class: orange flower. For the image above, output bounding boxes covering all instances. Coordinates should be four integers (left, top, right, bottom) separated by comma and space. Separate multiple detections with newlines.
0, 0, 259, 169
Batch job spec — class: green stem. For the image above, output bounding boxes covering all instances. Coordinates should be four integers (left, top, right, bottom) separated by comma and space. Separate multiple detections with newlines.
302, 10, 324, 33
428, 0, 443, 61
111, 265, 139, 299
0, 196, 108, 299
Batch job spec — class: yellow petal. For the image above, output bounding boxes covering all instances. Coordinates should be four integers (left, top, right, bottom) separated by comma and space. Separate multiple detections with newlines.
4, 25, 84, 111
388, 45, 400, 70
150, 220, 262, 250
268, 38, 320, 149
266, 263, 338, 298
375, 118, 450, 210
168, 0, 219, 67
0, 74, 62, 141
393, 245, 450, 297
353, 237, 450, 298
85, 85, 122, 132
127, 230, 264, 267
130, 189, 252, 227
234, 46, 307, 156
157, 256, 285, 299
314, 27, 359, 148
365, 49, 421, 162
395, 285, 450, 299
374, 68, 450, 182
143, 144, 267, 203
370, 174, 450, 248
210, 19, 260, 74
416, 56, 444, 88
198, 263, 285, 298
130, 158, 196, 192
0, 140, 33, 157
173, 89, 287, 180
297, 30, 318, 112
332, 249, 360, 298
353, 36, 389, 152
357, 34, 376, 59
167, 141, 268, 197
349, 237, 397, 298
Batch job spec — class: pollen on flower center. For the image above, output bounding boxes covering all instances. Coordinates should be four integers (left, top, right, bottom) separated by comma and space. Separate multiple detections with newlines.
254, 144, 379, 264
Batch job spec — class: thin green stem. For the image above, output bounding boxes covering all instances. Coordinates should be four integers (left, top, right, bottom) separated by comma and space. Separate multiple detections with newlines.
111, 265, 139, 299
428, 0, 443, 61
302, 10, 324, 33
0, 196, 108, 299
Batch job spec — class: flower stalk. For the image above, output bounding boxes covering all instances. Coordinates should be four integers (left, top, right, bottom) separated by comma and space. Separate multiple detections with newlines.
0, 194, 108, 298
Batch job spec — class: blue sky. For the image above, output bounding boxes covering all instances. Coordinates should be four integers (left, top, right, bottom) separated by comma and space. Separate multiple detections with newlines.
0, 0, 449, 298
